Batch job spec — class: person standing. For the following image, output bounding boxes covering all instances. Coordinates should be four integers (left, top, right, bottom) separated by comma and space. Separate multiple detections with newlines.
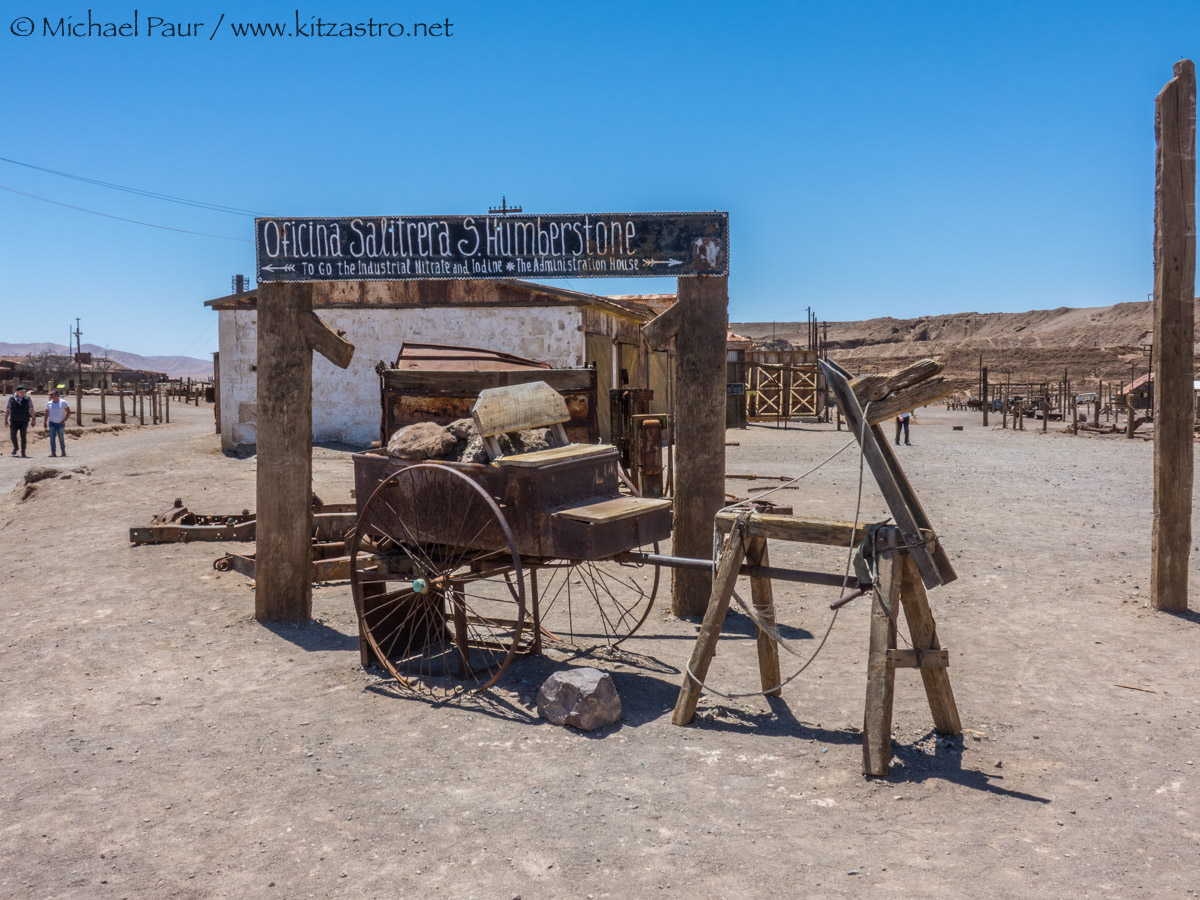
5, 385, 35, 458
44, 389, 71, 457
895, 411, 912, 446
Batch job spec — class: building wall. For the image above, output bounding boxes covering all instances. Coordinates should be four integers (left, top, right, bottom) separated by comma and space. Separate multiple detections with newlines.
218, 305, 585, 452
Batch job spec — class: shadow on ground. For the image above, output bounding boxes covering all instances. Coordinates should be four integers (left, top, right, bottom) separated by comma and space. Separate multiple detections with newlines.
260, 619, 359, 652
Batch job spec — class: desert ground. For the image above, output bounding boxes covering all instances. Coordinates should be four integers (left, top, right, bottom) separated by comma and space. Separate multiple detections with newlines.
1, 397, 1197, 898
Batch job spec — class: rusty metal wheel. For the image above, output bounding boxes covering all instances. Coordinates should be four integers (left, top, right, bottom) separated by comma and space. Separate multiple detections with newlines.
530, 543, 660, 648
349, 463, 530, 698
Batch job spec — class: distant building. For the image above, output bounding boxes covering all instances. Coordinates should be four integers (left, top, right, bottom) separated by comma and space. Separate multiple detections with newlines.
205, 279, 669, 453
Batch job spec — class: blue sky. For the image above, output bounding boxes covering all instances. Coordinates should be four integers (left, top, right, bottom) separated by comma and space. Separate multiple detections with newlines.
1, 1, 1196, 357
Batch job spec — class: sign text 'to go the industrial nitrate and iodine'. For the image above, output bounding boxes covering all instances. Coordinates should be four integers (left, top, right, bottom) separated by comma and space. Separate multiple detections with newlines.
255, 212, 729, 282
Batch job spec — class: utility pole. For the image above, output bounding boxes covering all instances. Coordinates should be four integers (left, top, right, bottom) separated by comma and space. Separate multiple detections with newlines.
73, 318, 84, 432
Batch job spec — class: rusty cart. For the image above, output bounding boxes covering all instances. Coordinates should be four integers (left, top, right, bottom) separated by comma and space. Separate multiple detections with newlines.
348, 381, 673, 698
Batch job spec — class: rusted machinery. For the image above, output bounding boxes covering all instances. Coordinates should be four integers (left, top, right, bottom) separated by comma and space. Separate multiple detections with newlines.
350, 381, 671, 698
129, 497, 356, 545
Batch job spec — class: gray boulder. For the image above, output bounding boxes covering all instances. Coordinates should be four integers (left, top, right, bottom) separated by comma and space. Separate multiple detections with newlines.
387, 422, 458, 460
447, 418, 477, 439
537, 668, 622, 731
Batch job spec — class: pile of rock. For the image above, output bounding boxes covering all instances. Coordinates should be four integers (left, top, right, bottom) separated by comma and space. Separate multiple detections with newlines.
386, 419, 553, 464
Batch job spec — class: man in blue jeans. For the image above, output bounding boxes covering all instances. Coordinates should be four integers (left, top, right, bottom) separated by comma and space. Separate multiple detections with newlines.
43, 389, 71, 457
895, 411, 912, 446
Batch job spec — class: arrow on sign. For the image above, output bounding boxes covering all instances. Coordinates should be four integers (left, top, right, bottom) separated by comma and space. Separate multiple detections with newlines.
642, 258, 683, 267
261, 264, 297, 273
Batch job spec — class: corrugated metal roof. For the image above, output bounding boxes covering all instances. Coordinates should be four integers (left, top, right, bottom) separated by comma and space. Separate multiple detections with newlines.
391, 342, 550, 372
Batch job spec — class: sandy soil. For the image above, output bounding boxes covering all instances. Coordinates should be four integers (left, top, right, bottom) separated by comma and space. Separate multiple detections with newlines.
1, 402, 1197, 898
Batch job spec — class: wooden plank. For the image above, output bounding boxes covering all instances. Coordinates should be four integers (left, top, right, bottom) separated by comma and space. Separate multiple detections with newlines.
642, 298, 685, 349
1151, 60, 1196, 613
863, 528, 899, 776
868, 420, 958, 586
821, 361, 946, 588
301, 310, 355, 369
553, 496, 671, 524
255, 281, 315, 621
852, 359, 944, 403
715, 511, 866, 547
897, 554, 961, 735
496, 444, 613, 467
472, 381, 569, 437
673, 517, 747, 725
670, 275, 729, 616
746, 537, 781, 697
887, 648, 949, 669
864, 378, 957, 424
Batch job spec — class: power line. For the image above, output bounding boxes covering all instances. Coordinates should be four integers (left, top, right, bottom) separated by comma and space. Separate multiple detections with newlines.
0, 185, 252, 242
0, 155, 261, 216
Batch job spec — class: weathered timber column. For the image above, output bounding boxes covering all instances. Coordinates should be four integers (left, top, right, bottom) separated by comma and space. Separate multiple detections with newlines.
256, 281, 315, 621
671, 275, 728, 616
1151, 59, 1196, 613
642, 276, 728, 616
256, 281, 355, 622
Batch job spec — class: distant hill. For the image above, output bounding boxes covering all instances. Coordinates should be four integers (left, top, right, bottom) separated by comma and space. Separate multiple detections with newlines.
0, 343, 213, 380
732, 300, 1200, 391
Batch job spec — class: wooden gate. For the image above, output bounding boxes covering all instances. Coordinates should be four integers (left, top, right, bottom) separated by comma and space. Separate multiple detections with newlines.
749, 364, 822, 421
788, 365, 819, 416
750, 365, 787, 420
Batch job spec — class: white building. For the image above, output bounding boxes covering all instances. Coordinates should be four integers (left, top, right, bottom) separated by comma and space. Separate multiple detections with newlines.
206, 279, 666, 454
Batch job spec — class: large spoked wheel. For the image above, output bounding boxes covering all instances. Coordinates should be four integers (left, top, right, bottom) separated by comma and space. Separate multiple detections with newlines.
530, 543, 660, 648
349, 463, 529, 699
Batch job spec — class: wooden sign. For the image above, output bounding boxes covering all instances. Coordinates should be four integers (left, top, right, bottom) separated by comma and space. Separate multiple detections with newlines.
255, 212, 728, 282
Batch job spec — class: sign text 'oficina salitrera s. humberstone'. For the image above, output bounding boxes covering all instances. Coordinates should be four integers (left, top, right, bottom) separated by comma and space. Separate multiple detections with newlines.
255, 212, 729, 282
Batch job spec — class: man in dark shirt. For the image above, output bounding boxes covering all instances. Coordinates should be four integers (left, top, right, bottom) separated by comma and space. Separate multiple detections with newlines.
5, 386, 35, 458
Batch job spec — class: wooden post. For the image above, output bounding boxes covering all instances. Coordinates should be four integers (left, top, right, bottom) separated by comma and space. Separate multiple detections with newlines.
138, 388, 145, 426
981, 368, 988, 426
1126, 393, 1136, 438
896, 552, 961, 735
745, 537, 781, 697
100, 380, 107, 424
863, 529, 899, 776
256, 282, 316, 622
1151, 60, 1196, 613
672, 516, 747, 725
255, 282, 355, 622
1042, 391, 1049, 432
118, 381, 126, 424
644, 276, 729, 617
213, 352, 222, 435
165, 384, 170, 423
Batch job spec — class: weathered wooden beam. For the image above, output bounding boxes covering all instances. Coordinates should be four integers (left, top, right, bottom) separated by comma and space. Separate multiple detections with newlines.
851, 359, 944, 403
887, 648, 950, 669
255, 281, 316, 622
715, 511, 866, 547
896, 553, 961, 734
745, 537, 781, 697
864, 378, 957, 424
824, 361, 950, 589
673, 517, 747, 725
670, 276, 728, 616
641, 299, 686, 350
863, 529, 899, 776
301, 311, 355, 369
1151, 59, 1196, 614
